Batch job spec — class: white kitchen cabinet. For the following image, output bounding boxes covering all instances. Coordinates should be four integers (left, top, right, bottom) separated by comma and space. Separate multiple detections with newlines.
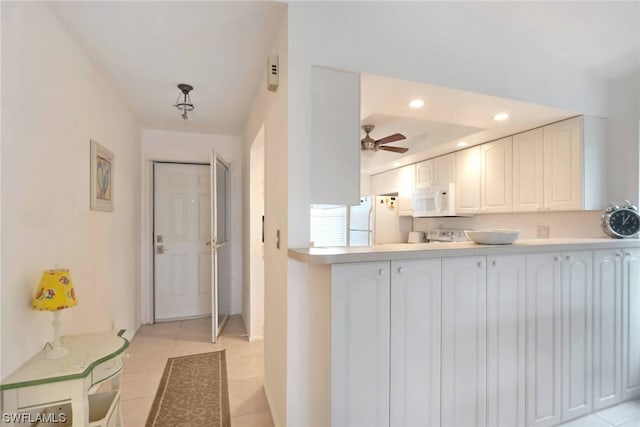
442, 256, 487, 427
455, 146, 481, 214
526, 253, 563, 427
370, 166, 411, 196
434, 153, 456, 184
561, 251, 593, 422
331, 262, 390, 426
390, 259, 441, 427
513, 127, 544, 212
622, 248, 640, 401
593, 249, 623, 411
480, 137, 513, 213
486, 254, 526, 427
526, 251, 594, 426
415, 159, 434, 188
310, 66, 361, 205
543, 116, 607, 211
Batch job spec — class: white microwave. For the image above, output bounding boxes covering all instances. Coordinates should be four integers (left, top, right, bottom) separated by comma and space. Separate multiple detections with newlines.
412, 183, 457, 217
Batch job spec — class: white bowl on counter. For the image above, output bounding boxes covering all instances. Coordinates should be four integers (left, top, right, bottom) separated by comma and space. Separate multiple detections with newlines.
464, 229, 521, 245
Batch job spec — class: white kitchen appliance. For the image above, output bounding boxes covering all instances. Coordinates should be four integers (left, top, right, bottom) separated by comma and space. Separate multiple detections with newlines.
425, 228, 470, 243
349, 196, 412, 246
412, 183, 458, 217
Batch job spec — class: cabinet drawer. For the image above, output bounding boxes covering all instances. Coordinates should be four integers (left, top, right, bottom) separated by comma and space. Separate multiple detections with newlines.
92, 352, 125, 385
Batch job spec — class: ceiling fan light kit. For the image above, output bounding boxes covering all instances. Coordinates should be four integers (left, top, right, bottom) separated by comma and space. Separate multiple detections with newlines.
360, 124, 409, 154
174, 83, 195, 123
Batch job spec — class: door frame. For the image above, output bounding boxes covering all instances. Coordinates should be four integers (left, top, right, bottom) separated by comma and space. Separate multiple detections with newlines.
141, 158, 210, 325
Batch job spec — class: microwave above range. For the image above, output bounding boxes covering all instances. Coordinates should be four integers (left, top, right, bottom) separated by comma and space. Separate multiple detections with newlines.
412, 183, 459, 217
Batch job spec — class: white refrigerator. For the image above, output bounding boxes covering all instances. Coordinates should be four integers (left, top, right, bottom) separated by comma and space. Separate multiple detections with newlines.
349, 196, 412, 246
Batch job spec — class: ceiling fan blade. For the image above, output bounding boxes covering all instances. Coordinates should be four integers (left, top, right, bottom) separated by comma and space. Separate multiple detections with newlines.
380, 146, 409, 153
376, 133, 406, 145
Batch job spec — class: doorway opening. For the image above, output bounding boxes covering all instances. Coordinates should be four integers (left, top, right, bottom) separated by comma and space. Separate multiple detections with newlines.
246, 125, 265, 341
152, 158, 231, 342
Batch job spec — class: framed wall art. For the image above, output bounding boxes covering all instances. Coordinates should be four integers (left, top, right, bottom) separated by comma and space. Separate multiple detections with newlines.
90, 140, 114, 212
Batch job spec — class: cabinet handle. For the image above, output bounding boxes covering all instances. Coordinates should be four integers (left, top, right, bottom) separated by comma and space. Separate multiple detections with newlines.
492, 260, 499, 267
625, 252, 631, 257
565, 255, 572, 262
398, 267, 405, 274
616, 252, 622, 258
554, 256, 561, 262
378, 269, 386, 276
477, 261, 485, 268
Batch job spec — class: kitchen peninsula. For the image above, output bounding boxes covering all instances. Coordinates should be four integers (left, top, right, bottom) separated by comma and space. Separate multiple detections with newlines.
289, 238, 640, 427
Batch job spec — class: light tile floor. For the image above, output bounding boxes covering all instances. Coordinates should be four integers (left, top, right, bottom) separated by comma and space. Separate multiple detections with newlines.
559, 400, 640, 427
113, 315, 273, 426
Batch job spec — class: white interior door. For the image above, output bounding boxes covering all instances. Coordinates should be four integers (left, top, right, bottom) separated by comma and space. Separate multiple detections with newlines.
210, 150, 230, 342
154, 163, 211, 321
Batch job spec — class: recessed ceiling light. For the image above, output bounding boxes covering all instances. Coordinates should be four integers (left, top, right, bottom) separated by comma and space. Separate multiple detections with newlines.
409, 99, 425, 109
493, 113, 509, 121
457, 141, 468, 147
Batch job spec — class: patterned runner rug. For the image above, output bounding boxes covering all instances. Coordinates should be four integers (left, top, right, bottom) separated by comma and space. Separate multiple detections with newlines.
146, 351, 231, 427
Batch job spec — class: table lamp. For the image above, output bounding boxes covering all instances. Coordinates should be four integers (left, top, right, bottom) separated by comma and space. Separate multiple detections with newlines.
32, 269, 77, 359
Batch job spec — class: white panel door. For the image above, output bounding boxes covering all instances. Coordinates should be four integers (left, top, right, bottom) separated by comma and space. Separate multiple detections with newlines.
543, 117, 583, 211
526, 253, 562, 427
442, 256, 487, 427
390, 259, 441, 427
486, 255, 525, 427
210, 151, 230, 342
331, 261, 390, 426
561, 251, 593, 422
480, 137, 513, 213
455, 146, 481, 214
622, 248, 640, 400
154, 163, 211, 321
513, 128, 544, 212
415, 160, 434, 188
434, 153, 456, 184
593, 249, 623, 410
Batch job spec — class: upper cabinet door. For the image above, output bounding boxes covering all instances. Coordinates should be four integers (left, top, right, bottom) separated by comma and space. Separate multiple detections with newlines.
543, 117, 583, 211
480, 137, 513, 213
310, 66, 361, 205
434, 153, 456, 184
415, 160, 434, 188
455, 146, 481, 214
513, 128, 544, 212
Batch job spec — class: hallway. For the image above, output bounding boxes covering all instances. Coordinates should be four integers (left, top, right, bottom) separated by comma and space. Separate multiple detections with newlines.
117, 315, 272, 426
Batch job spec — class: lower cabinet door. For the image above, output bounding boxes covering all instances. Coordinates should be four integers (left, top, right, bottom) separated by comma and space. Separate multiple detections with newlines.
331, 261, 390, 426
487, 255, 526, 426
526, 253, 563, 427
390, 259, 441, 427
623, 248, 640, 400
593, 249, 623, 411
561, 251, 593, 422
442, 256, 487, 427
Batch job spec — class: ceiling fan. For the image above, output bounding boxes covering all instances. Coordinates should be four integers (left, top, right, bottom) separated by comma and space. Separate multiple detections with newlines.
360, 124, 408, 153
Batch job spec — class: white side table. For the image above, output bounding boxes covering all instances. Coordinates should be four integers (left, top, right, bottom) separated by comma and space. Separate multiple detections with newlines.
1, 331, 129, 426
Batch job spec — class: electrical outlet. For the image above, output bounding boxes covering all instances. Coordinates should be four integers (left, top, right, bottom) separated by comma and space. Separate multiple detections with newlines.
537, 225, 550, 239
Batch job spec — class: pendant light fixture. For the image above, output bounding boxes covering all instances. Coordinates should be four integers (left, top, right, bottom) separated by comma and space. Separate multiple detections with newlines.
174, 83, 194, 122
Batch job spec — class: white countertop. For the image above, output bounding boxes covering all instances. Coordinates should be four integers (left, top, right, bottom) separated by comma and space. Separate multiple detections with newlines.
288, 238, 640, 264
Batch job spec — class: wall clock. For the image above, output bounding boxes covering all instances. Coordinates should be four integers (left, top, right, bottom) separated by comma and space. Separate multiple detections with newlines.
601, 201, 640, 238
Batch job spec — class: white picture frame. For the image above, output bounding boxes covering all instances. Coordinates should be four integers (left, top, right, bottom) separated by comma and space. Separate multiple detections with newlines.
90, 140, 114, 212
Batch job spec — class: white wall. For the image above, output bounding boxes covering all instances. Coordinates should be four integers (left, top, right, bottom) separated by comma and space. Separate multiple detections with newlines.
140, 129, 243, 323
1, 2, 141, 379
607, 71, 640, 204
285, 2, 637, 424
242, 15, 289, 427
